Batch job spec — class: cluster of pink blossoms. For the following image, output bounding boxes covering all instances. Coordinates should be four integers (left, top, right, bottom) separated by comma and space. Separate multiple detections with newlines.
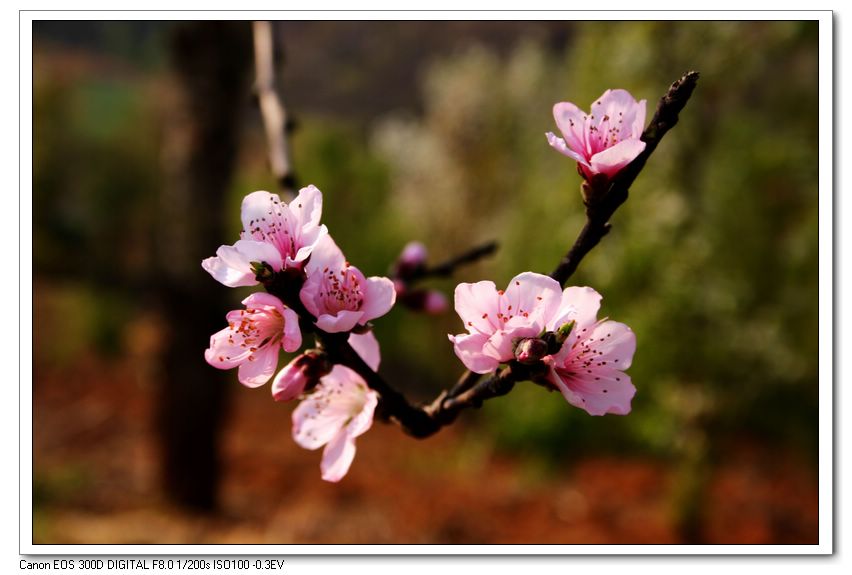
203, 86, 643, 481
203, 186, 394, 482
448, 273, 635, 415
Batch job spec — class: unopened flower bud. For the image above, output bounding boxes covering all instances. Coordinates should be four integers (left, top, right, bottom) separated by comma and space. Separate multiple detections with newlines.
271, 350, 332, 402
514, 337, 549, 364
393, 241, 428, 280
423, 290, 448, 314
398, 288, 448, 314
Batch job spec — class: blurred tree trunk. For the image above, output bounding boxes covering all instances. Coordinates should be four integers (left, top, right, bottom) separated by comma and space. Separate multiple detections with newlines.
156, 22, 252, 511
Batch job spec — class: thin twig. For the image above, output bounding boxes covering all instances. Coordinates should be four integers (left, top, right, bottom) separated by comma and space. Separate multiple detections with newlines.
253, 21, 296, 198
406, 240, 498, 283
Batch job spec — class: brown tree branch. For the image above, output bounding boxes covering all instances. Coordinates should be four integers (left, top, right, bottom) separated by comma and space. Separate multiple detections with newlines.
253, 21, 296, 198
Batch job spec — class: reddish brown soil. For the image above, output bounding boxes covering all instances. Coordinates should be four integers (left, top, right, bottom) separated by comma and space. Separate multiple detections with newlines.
33, 355, 819, 545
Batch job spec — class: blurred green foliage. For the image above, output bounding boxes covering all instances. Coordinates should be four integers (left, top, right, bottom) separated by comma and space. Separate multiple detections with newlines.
371, 21, 819, 461
34, 21, 819, 466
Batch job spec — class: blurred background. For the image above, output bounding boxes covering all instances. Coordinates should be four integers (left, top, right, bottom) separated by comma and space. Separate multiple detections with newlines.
32, 20, 819, 544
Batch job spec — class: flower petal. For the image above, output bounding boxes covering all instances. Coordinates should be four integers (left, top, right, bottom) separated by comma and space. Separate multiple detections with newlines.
345, 388, 378, 439
553, 102, 589, 157
360, 276, 397, 323
304, 233, 346, 276
584, 320, 636, 369
236, 345, 279, 388
204, 326, 250, 369
240, 191, 283, 237
546, 132, 589, 165
454, 280, 500, 335
591, 89, 646, 137
315, 310, 364, 333
320, 432, 357, 483
349, 331, 381, 371
483, 324, 540, 363
449, 332, 501, 374
502, 271, 563, 328
589, 138, 646, 178
201, 252, 257, 288
549, 365, 636, 416
241, 291, 286, 311
292, 380, 353, 450
281, 307, 303, 352
271, 358, 308, 402
289, 185, 324, 232
232, 239, 283, 271
289, 224, 328, 267
548, 286, 603, 333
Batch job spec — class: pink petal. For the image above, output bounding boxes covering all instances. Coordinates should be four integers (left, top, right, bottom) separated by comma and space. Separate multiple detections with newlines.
201, 252, 257, 288
548, 286, 602, 333
232, 239, 283, 271
546, 132, 589, 165
204, 326, 250, 369
360, 276, 397, 323
349, 331, 381, 371
240, 190, 279, 234
281, 307, 303, 352
292, 382, 353, 450
241, 291, 286, 311
344, 388, 378, 439
549, 366, 636, 416
289, 224, 328, 267
236, 346, 279, 388
502, 271, 563, 327
315, 310, 364, 333
320, 432, 357, 483
271, 358, 308, 402
454, 280, 500, 335
589, 138, 646, 178
585, 321, 636, 369
449, 332, 501, 374
483, 324, 541, 363
299, 272, 323, 318
631, 100, 647, 136
591, 89, 645, 135
553, 102, 589, 157
289, 185, 324, 231
304, 233, 346, 276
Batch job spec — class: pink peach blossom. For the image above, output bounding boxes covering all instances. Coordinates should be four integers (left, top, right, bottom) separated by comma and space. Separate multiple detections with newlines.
543, 286, 636, 416
300, 234, 396, 333
202, 185, 328, 287
205, 292, 302, 387
291, 331, 380, 482
448, 272, 563, 374
546, 89, 647, 181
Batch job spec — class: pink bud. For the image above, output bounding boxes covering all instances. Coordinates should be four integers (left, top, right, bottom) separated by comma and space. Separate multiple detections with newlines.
399, 241, 428, 267
514, 337, 549, 364
393, 241, 428, 279
271, 357, 310, 402
271, 350, 332, 402
399, 288, 448, 314
423, 290, 448, 314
